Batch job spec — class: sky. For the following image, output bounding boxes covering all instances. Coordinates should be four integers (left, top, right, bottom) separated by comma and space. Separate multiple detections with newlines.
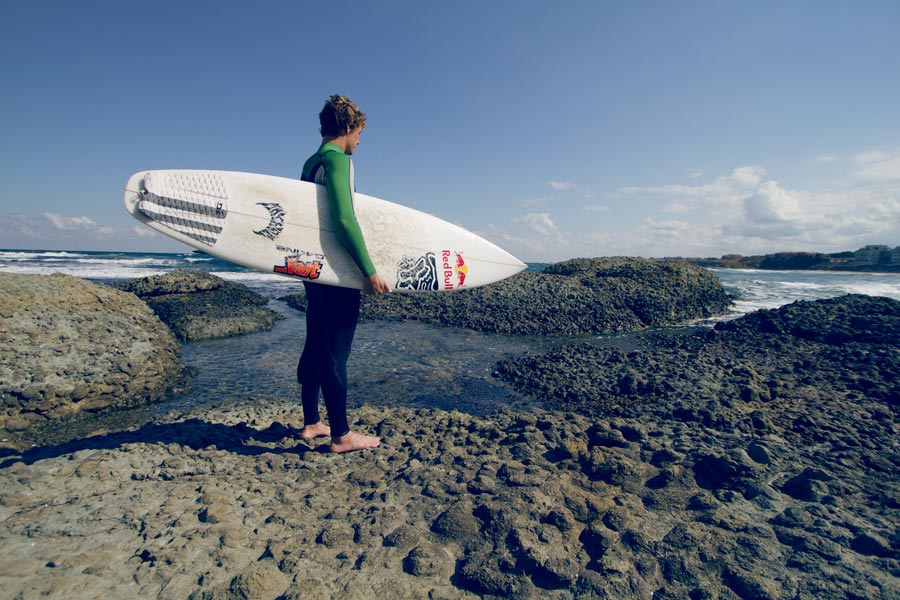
2, 0, 899, 262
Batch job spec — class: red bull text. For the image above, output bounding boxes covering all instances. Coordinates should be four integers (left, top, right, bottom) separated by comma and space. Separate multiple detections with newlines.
442, 250, 469, 289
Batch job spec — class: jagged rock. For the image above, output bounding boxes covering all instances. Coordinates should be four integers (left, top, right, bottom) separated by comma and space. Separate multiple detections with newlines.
283, 257, 733, 335
115, 269, 282, 341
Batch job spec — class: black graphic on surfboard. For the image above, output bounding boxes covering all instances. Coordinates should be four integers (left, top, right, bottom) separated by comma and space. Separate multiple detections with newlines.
254, 202, 285, 240
396, 253, 439, 290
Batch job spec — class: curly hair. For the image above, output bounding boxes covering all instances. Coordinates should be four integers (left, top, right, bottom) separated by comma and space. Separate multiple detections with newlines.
319, 95, 367, 137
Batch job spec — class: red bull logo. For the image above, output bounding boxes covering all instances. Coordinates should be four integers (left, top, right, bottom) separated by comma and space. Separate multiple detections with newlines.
441, 250, 468, 289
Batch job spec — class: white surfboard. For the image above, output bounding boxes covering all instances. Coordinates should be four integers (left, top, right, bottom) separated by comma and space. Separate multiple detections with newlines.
124, 170, 526, 291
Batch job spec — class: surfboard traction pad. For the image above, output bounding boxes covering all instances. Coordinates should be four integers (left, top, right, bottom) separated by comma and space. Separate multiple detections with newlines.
138, 172, 229, 246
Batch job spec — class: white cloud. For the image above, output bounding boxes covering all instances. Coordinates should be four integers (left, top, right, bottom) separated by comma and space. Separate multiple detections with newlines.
132, 225, 159, 238
730, 166, 765, 188
852, 150, 900, 181
618, 166, 765, 216
854, 150, 891, 165
487, 160, 900, 262
743, 180, 804, 224
593, 164, 900, 258
44, 212, 99, 231
549, 180, 576, 190
0, 214, 47, 240
486, 212, 572, 259
516, 212, 563, 238
0, 212, 177, 252
814, 154, 838, 163
43, 212, 118, 237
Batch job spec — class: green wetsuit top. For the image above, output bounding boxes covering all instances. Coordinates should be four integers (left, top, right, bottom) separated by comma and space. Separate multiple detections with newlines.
301, 142, 377, 277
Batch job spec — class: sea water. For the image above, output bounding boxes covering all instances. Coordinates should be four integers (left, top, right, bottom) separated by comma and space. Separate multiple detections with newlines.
711, 267, 900, 316
3, 249, 899, 431
5, 249, 898, 307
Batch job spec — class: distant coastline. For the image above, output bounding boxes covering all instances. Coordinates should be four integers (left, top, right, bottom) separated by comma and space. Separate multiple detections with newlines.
667, 244, 900, 273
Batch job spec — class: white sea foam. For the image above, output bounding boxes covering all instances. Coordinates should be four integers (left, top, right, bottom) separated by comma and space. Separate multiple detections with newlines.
0, 250, 194, 282
3, 251, 899, 308
711, 268, 900, 316
0, 263, 168, 280
0, 250, 82, 260
210, 271, 305, 295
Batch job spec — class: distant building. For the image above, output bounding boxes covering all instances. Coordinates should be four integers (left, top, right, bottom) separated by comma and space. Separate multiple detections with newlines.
855, 245, 890, 262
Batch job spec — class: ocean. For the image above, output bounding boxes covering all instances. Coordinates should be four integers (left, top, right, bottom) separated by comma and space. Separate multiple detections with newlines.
4, 248, 900, 435
3, 248, 898, 313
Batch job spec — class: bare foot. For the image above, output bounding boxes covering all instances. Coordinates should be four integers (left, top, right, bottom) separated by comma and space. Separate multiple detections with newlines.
299, 422, 331, 439
330, 431, 380, 453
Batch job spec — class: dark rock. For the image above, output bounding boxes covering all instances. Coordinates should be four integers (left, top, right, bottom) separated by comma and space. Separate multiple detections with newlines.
283, 257, 732, 335
650, 448, 685, 467
402, 545, 446, 577
431, 502, 480, 544
532, 556, 580, 589
542, 510, 576, 534
4, 280, 900, 599
456, 550, 522, 596
781, 468, 833, 502
746, 442, 773, 464
771, 507, 816, 529
723, 566, 783, 600
686, 492, 720, 511
692, 452, 756, 492
383, 525, 420, 551
715, 294, 900, 346
317, 523, 354, 548
851, 532, 895, 558
115, 269, 282, 341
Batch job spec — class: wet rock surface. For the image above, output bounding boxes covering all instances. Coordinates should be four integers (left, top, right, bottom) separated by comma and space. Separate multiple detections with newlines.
284, 257, 733, 335
0, 273, 183, 433
114, 269, 282, 341
1, 276, 898, 598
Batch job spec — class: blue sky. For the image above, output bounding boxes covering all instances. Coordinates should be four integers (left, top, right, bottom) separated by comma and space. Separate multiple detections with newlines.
2, 0, 899, 261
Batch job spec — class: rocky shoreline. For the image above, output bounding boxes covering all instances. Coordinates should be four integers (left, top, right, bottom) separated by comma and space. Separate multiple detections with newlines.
285, 257, 734, 335
494, 293, 900, 597
0, 273, 184, 433
0, 271, 282, 437
1, 265, 898, 598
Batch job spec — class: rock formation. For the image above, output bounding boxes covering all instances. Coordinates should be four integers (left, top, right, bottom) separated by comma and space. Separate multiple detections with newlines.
114, 269, 282, 341
0, 273, 182, 432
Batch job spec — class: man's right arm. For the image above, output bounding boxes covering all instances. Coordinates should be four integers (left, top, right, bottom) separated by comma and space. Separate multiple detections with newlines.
322, 152, 378, 278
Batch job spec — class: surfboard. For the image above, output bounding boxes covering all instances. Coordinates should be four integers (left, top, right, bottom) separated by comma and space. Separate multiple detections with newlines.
124, 170, 526, 291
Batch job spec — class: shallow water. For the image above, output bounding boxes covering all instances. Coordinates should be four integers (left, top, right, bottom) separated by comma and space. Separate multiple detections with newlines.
9, 249, 898, 445
26, 300, 680, 446
170, 300, 676, 415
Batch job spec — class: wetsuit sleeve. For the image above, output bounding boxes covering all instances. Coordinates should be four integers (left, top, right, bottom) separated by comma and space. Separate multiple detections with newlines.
321, 151, 377, 277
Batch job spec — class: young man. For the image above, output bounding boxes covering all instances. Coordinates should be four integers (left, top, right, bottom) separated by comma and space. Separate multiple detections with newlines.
297, 95, 391, 453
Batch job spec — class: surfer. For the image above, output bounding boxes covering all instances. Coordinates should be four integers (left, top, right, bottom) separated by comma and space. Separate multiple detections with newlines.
296, 95, 391, 453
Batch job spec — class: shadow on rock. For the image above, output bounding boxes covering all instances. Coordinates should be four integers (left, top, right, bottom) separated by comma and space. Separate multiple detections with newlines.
0, 419, 314, 468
